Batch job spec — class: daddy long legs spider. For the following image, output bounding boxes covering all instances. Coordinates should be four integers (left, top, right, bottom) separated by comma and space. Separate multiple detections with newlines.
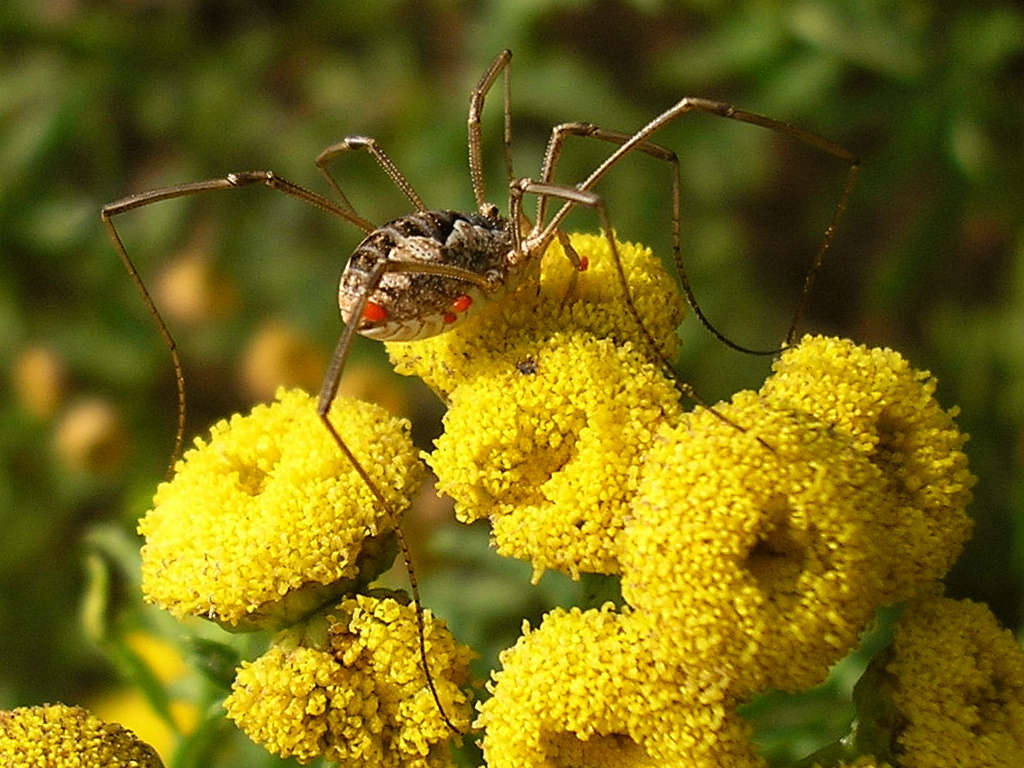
101, 48, 859, 734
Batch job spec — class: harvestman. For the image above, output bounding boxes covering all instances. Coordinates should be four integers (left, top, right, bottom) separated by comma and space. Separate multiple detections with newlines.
101, 50, 859, 733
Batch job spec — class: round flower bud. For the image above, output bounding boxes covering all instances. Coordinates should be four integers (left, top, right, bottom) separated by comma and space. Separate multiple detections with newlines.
760, 334, 976, 599
857, 595, 1024, 767
428, 331, 682, 580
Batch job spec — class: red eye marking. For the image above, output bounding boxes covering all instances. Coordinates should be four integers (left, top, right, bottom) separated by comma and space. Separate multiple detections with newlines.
443, 311, 457, 324
452, 294, 473, 313
363, 301, 388, 323
578, 256, 589, 272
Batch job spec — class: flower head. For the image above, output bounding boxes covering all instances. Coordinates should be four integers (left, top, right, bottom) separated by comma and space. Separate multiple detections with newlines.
760, 335, 976, 599
0, 704, 163, 768
860, 595, 1024, 767
387, 232, 685, 396
139, 388, 425, 629
622, 390, 894, 694
477, 604, 763, 768
428, 331, 681, 580
225, 594, 473, 766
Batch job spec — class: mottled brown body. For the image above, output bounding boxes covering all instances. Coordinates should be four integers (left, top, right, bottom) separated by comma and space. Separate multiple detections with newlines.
341, 209, 515, 340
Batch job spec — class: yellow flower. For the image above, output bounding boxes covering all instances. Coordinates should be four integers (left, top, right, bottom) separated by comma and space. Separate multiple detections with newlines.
428, 331, 682, 580
387, 232, 685, 396
477, 604, 764, 768
760, 335, 976, 600
622, 391, 894, 694
0, 704, 163, 767
225, 594, 473, 766
872, 595, 1024, 767
139, 388, 425, 629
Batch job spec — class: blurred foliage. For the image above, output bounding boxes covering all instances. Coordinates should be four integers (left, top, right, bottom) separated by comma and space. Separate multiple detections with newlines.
1, 0, 1022, 766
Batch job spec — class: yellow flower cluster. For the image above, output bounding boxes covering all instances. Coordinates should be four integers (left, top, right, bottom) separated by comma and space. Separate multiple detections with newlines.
138, 388, 474, 763
878, 595, 1024, 767
225, 594, 473, 767
761, 335, 976, 597
431, 332, 682, 579
477, 604, 763, 768
386, 230, 979, 763
139, 387, 424, 628
132, 227, 986, 766
622, 336, 976, 696
0, 704, 163, 767
405, 234, 685, 580
622, 390, 895, 694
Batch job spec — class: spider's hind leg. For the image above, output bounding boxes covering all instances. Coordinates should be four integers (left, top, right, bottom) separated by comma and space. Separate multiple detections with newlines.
538, 105, 860, 354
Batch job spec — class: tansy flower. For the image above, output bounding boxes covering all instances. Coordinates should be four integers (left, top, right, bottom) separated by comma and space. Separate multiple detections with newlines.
139, 388, 425, 629
622, 391, 894, 695
0, 704, 163, 768
428, 331, 682, 580
859, 595, 1024, 767
387, 232, 685, 396
760, 335, 976, 600
477, 604, 764, 768
225, 593, 473, 766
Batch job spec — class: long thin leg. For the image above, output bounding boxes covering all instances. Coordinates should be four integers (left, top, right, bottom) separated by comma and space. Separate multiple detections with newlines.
467, 49, 513, 213
511, 177, 769, 447
317, 256, 494, 736
101, 171, 373, 471
538, 100, 860, 352
512, 179, 687, 398
105, 173, 473, 732
534, 122, 680, 245
316, 136, 428, 214
535, 122, 775, 354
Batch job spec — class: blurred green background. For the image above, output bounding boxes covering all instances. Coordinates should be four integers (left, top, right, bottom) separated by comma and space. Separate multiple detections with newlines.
2, 1, 1022, 765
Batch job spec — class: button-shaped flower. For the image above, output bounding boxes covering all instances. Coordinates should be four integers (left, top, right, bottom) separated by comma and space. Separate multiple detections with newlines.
477, 604, 764, 768
760, 335, 976, 601
857, 595, 1024, 767
622, 390, 895, 694
428, 331, 682, 580
225, 594, 473, 766
387, 233, 685, 396
0, 704, 163, 768
139, 388, 425, 629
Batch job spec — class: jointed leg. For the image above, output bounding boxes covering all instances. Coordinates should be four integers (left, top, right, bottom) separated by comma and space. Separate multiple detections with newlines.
101, 170, 373, 471
537, 101, 859, 351
467, 49, 513, 212
511, 178, 679, 388
316, 136, 428, 215
317, 257, 495, 736
512, 177, 769, 446
534, 122, 680, 248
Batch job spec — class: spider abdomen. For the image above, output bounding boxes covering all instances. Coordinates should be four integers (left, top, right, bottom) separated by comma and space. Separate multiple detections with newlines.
340, 209, 514, 341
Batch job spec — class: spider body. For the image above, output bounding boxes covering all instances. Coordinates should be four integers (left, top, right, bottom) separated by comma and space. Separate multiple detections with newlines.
341, 208, 514, 340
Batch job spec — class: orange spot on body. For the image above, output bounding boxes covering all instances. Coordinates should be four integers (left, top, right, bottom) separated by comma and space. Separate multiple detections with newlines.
452, 294, 473, 313
443, 312, 457, 324
578, 256, 589, 271
363, 301, 388, 323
